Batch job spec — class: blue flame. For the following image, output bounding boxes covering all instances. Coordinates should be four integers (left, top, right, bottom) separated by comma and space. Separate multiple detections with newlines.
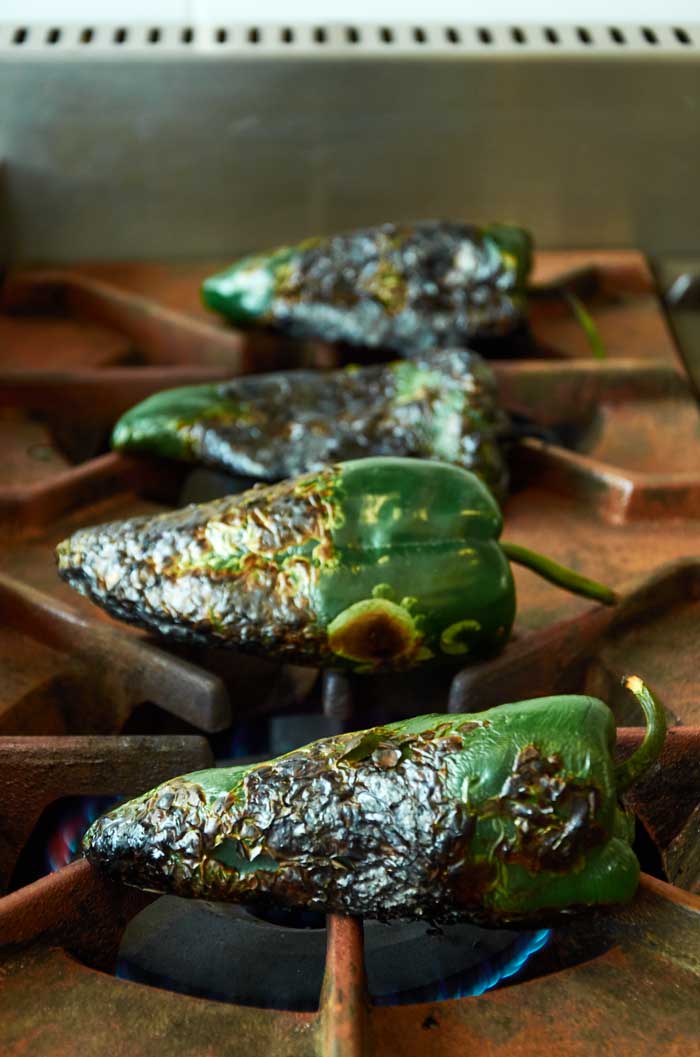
372, 926, 553, 1006
47, 796, 120, 873
461, 928, 551, 998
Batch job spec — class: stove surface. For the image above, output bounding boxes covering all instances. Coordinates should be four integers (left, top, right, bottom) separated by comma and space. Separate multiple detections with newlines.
1, 250, 700, 1055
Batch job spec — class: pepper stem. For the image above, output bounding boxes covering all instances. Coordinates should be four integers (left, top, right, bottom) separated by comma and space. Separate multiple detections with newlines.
615, 676, 667, 794
562, 292, 608, 360
500, 541, 617, 605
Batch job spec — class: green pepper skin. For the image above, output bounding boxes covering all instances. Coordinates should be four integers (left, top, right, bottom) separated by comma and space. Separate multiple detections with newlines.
201, 221, 533, 356
111, 349, 509, 500
56, 458, 614, 673
82, 679, 665, 926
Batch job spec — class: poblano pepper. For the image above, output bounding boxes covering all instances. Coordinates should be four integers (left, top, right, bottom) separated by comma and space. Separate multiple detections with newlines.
56, 458, 614, 673
111, 349, 509, 498
82, 676, 665, 926
201, 220, 532, 355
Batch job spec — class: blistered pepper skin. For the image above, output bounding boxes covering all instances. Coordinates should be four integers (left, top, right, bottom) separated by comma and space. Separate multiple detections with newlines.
201, 221, 533, 355
111, 350, 509, 499
82, 679, 665, 926
56, 458, 614, 673
57, 459, 514, 671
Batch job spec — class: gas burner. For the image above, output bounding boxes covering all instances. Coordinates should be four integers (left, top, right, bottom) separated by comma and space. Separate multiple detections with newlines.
0, 858, 699, 1056
116, 896, 550, 1010
45, 795, 118, 876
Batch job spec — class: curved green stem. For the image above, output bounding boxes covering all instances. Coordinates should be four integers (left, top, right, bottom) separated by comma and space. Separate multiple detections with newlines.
615, 676, 667, 794
562, 291, 607, 360
500, 541, 617, 605
526, 268, 607, 359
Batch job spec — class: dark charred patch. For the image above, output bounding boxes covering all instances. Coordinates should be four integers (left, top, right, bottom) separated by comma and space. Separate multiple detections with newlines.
488, 744, 604, 872
328, 608, 414, 662
446, 854, 496, 910
83, 779, 230, 891
230, 730, 475, 918
57, 469, 339, 664
219, 467, 339, 555
360, 257, 408, 313
257, 221, 525, 355
87, 728, 479, 920
114, 349, 509, 497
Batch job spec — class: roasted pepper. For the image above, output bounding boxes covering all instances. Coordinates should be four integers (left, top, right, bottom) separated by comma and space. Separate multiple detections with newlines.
56, 458, 614, 673
201, 220, 532, 355
82, 676, 665, 925
111, 349, 509, 498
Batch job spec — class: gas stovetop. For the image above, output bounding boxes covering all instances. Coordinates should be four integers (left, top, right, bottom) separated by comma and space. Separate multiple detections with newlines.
1, 252, 700, 1056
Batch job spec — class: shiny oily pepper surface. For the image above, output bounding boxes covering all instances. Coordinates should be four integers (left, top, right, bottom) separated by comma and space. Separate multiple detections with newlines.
111, 349, 509, 499
201, 220, 532, 355
56, 458, 614, 673
83, 677, 665, 926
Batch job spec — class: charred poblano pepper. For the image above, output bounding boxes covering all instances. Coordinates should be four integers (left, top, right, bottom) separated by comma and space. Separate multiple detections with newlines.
111, 350, 509, 498
201, 221, 532, 355
56, 458, 614, 672
82, 676, 665, 925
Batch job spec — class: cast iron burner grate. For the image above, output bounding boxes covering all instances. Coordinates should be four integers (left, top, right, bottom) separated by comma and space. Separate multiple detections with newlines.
1, 855, 699, 1056
2, 251, 700, 1056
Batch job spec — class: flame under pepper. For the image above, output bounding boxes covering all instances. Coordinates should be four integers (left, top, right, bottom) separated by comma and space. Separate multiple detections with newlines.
56, 458, 614, 673
110, 349, 509, 499
201, 220, 533, 355
82, 677, 665, 925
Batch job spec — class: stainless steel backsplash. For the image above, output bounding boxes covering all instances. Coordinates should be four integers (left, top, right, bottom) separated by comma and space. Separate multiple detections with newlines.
0, 25, 699, 262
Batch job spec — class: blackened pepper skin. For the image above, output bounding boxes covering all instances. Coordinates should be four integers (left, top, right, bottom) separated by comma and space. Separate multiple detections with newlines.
82, 677, 665, 926
111, 350, 510, 499
201, 221, 532, 355
56, 458, 615, 673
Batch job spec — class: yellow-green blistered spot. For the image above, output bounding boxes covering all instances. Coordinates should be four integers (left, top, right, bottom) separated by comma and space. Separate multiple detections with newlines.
371, 583, 395, 600
327, 597, 425, 668
440, 619, 483, 656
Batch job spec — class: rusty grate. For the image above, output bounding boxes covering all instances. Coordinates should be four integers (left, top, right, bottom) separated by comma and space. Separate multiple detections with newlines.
1, 250, 700, 1054
0, 735, 213, 891
1, 851, 700, 1055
